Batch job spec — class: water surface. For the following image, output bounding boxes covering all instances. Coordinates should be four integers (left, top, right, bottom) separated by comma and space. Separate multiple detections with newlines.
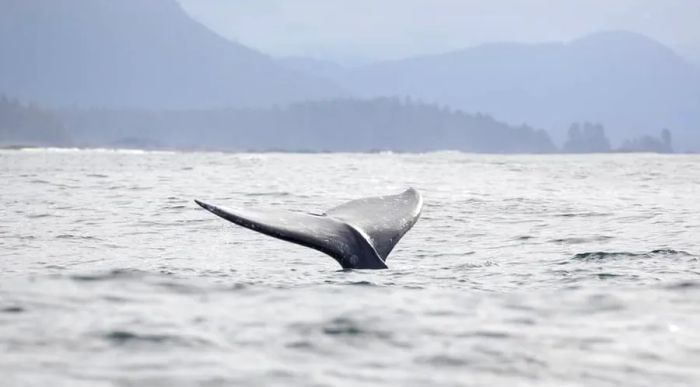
1, 149, 699, 386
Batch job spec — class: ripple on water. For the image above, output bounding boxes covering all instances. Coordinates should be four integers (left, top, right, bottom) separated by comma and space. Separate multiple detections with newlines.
290, 316, 394, 342
55, 234, 102, 241
664, 280, 700, 290
550, 236, 614, 244
70, 269, 150, 282
101, 330, 213, 349
1, 306, 25, 314
570, 249, 692, 261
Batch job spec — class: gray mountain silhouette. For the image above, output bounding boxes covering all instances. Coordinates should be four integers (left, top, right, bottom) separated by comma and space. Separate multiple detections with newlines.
285, 31, 700, 150
0, 0, 346, 109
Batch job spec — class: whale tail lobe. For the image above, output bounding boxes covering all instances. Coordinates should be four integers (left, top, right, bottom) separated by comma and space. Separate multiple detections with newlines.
195, 188, 422, 269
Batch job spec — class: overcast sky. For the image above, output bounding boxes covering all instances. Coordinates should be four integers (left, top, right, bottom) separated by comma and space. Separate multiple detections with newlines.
178, 0, 700, 64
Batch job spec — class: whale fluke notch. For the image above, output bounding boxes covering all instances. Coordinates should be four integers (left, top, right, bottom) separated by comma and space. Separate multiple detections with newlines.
195, 188, 423, 269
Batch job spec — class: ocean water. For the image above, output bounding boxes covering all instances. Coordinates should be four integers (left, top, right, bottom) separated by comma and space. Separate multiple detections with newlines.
1, 149, 699, 387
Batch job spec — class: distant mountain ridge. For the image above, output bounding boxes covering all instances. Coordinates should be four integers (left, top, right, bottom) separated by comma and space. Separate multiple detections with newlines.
283, 31, 700, 150
0, 0, 346, 109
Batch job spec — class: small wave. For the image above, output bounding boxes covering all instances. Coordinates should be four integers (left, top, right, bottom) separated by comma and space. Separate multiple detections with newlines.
104, 330, 170, 344
571, 249, 692, 261
18, 147, 84, 153
55, 234, 101, 241
26, 213, 52, 218
596, 273, 623, 279
127, 185, 150, 191
664, 281, 700, 290
155, 281, 208, 294
292, 317, 392, 341
550, 236, 614, 244
28, 179, 51, 184
1, 306, 25, 314
459, 330, 512, 339
322, 317, 389, 338
101, 330, 210, 348
159, 205, 187, 210
70, 269, 149, 282
89, 148, 171, 155
244, 191, 292, 197
342, 280, 379, 287
417, 354, 469, 367
453, 261, 498, 270
554, 212, 611, 218
285, 340, 316, 350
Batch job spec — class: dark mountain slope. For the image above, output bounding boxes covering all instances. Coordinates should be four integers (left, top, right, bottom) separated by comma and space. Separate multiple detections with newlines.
0, 0, 346, 108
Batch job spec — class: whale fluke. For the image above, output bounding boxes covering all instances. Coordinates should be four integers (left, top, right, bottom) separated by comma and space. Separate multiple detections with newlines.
195, 188, 423, 269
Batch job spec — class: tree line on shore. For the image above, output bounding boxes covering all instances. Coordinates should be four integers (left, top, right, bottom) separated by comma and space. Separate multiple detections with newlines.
0, 96, 70, 146
0, 95, 677, 153
563, 122, 673, 153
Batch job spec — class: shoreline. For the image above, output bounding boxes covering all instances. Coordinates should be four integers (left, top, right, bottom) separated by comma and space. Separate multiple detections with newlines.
0, 144, 693, 155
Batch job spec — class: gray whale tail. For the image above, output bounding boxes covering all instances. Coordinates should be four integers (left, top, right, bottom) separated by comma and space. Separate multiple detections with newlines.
195, 188, 423, 269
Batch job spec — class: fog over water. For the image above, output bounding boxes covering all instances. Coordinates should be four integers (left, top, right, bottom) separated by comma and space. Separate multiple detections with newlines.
1, 149, 699, 386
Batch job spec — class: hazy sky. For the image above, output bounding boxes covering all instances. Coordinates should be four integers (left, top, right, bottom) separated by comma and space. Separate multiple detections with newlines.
177, 0, 700, 64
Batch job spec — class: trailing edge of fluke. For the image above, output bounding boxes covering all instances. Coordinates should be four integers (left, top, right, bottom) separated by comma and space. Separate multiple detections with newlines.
195, 188, 423, 269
